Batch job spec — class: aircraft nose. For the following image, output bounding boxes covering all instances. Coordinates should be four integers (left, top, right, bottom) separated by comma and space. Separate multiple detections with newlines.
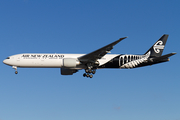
3, 59, 7, 64
3, 59, 11, 65
3, 57, 11, 65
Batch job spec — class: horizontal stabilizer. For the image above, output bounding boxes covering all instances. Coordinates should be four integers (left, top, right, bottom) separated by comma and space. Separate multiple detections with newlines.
152, 52, 176, 61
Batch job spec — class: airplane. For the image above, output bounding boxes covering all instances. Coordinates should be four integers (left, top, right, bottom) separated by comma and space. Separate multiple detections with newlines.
3, 34, 176, 78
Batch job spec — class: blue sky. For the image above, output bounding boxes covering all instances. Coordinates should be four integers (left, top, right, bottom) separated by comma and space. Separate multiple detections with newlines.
0, 0, 180, 120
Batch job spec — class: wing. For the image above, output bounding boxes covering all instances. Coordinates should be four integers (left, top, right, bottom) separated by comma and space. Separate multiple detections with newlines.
78, 37, 127, 64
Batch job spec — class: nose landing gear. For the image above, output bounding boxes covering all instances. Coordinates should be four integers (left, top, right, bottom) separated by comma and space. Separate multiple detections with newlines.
12, 66, 18, 74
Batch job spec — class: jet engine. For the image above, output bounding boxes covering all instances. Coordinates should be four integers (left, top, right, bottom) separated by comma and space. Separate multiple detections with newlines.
62, 58, 80, 68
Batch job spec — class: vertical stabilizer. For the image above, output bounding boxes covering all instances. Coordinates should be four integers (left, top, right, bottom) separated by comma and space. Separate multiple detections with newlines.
144, 34, 168, 57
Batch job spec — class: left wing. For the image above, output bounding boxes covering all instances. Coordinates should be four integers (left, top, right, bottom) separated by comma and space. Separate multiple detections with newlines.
78, 37, 127, 64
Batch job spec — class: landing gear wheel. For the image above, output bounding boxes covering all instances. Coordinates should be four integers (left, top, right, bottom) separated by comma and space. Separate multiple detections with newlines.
89, 74, 93, 78
85, 69, 89, 73
15, 71, 18, 74
83, 73, 86, 77
86, 73, 90, 77
92, 70, 96, 74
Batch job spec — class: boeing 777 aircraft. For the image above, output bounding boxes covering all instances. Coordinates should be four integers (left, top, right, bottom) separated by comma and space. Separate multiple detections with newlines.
3, 34, 176, 78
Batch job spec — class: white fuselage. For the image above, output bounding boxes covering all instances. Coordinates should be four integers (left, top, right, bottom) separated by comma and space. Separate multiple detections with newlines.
3, 53, 119, 69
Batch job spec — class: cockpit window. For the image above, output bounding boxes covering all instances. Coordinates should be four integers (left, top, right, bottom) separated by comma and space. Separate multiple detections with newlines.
6, 57, 10, 59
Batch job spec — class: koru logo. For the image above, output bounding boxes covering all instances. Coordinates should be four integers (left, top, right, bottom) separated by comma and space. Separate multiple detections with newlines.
153, 41, 164, 53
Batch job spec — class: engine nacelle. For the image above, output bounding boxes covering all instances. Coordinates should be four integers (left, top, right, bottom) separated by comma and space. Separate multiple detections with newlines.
61, 68, 78, 75
62, 58, 80, 68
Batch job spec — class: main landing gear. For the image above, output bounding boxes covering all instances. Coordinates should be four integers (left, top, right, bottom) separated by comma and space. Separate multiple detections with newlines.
12, 66, 18, 74
83, 63, 98, 78
83, 69, 96, 78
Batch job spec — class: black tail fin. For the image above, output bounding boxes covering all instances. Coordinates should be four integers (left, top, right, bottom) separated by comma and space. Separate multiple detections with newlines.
144, 34, 168, 57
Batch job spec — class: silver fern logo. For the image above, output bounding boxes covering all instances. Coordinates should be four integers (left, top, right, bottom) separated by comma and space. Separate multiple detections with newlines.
153, 41, 164, 53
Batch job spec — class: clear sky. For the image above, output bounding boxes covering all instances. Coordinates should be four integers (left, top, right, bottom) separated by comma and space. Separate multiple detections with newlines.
0, 0, 180, 120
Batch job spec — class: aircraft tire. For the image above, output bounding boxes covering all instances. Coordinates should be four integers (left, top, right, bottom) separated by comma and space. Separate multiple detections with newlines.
85, 69, 89, 73
83, 73, 86, 77
90, 74, 93, 78
86, 73, 90, 77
